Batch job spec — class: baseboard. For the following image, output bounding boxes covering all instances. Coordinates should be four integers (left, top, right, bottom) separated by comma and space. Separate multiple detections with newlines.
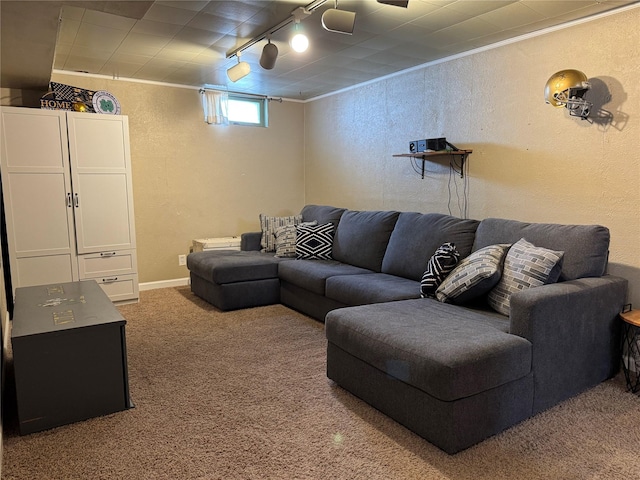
139, 277, 190, 291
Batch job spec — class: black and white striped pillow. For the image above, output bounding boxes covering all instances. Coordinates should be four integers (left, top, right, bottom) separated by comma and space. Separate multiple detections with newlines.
420, 243, 460, 298
295, 223, 334, 260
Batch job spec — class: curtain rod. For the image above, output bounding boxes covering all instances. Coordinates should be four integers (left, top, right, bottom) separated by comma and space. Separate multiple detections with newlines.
199, 88, 283, 103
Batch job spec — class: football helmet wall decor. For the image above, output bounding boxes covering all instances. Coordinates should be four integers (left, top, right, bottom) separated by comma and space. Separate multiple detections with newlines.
544, 69, 592, 119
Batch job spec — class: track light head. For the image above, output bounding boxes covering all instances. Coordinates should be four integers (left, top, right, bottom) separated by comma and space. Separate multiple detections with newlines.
260, 41, 278, 70
227, 54, 250, 82
321, 8, 356, 35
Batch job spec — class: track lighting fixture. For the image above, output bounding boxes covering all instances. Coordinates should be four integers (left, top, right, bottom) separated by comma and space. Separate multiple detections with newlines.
290, 7, 310, 53
322, 1, 356, 35
260, 37, 278, 70
227, 52, 250, 82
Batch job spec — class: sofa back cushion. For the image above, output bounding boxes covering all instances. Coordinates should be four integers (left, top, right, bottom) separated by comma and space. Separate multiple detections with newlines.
332, 210, 400, 272
382, 212, 480, 281
300, 205, 346, 229
473, 218, 610, 281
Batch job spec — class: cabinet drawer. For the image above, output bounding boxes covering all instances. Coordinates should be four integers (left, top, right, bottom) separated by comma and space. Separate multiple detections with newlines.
95, 274, 139, 303
78, 250, 137, 278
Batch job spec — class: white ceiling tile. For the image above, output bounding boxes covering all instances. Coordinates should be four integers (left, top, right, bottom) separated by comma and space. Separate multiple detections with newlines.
117, 32, 173, 56
479, 2, 547, 29
57, 18, 81, 46
81, 9, 136, 31
74, 23, 130, 52
143, 3, 200, 26
60, 5, 85, 22
131, 19, 183, 37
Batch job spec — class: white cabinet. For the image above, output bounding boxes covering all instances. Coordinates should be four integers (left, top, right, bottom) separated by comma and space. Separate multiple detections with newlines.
0, 107, 138, 303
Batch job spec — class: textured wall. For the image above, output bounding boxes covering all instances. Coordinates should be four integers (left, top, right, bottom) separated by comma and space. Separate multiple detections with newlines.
304, 7, 640, 304
51, 74, 306, 283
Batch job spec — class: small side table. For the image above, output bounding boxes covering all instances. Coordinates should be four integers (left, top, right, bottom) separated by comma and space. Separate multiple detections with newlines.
620, 308, 640, 393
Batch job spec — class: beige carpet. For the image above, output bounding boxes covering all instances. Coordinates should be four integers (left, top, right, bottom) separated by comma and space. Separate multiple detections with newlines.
3, 286, 640, 479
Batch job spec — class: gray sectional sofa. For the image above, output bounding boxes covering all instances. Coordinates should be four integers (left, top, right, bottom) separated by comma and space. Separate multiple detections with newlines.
187, 204, 628, 453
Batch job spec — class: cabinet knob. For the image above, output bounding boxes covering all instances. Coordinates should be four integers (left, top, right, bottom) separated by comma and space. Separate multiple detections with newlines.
102, 277, 118, 283
74, 193, 79, 207
100, 252, 116, 257
67, 193, 72, 207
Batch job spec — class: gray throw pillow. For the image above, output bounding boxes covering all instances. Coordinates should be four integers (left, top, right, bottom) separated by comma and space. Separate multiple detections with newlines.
436, 244, 510, 304
488, 238, 564, 316
274, 221, 317, 258
259, 214, 302, 253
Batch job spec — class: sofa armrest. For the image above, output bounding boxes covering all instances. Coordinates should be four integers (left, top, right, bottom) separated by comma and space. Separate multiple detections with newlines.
509, 275, 628, 413
241, 231, 262, 251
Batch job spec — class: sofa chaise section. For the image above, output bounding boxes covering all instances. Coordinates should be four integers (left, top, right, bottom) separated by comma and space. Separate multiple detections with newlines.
325, 216, 628, 453
326, 299, 533, 454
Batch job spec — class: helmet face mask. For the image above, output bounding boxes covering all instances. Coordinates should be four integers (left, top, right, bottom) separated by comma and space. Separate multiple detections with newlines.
544, 69, 592, 118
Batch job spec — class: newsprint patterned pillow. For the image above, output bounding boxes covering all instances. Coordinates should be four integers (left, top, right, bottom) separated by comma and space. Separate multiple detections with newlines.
488, 238, 564, 316
274, 221, 317, 258
420, 242, 460, 298
259, 214, 302, 253
436, 244, 510, 305
295, 222, 334, 260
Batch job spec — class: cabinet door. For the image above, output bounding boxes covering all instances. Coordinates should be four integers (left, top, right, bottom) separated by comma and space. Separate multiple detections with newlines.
0, 107, 79, 289
66, 113, 136, 254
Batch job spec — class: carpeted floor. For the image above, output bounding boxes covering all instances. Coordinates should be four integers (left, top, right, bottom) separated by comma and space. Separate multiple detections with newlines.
2, 286, 640, 479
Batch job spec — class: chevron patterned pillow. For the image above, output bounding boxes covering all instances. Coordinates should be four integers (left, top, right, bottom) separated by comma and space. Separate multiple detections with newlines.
420, 243, 460, 298
295, 222, 334, 260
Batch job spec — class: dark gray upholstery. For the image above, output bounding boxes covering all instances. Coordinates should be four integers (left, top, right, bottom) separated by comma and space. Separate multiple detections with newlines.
473, 218, 610, 280
300, 204, 346, 229
240, 232, 262, 251
509, 275, 628, 413
278, 259, 372, 295
381, 212, 479, 280
190, 273, 280, 311
187, 250, 283, 284
327, 342, 534, 454
325, 273, 420, 305
326, 299, 529, 401
332, 210, 400, 272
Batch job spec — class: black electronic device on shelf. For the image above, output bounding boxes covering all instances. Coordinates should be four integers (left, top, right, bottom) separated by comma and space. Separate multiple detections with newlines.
409, 137, 448, 153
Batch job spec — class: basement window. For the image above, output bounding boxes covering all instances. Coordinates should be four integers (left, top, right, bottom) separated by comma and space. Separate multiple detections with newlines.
228, 95, 268, 127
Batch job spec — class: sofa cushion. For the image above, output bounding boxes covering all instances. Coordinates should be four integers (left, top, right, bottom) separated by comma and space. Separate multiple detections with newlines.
295, 222, 334, 260
332, 210, 400, 272
278, 259, 373, 295
300, 204, 346, 229
436, 244, 510, 304
473, 218, 608, 281
187, 250, 283, 284
381, 212, 479, 281
259, 214, 302, 252
326, 273, 421, 306
325, 299, 531, 402
420, 243, 460, 298
488, 238, 564, 316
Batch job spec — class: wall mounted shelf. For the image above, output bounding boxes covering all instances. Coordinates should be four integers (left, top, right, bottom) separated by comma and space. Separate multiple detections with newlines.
393, 149, 472, 179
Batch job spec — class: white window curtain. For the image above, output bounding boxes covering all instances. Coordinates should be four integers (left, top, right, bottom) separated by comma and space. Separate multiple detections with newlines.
201, 89, 229, 125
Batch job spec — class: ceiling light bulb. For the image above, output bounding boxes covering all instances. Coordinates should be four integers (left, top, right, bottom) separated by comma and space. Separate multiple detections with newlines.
290, 33, 309, 53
